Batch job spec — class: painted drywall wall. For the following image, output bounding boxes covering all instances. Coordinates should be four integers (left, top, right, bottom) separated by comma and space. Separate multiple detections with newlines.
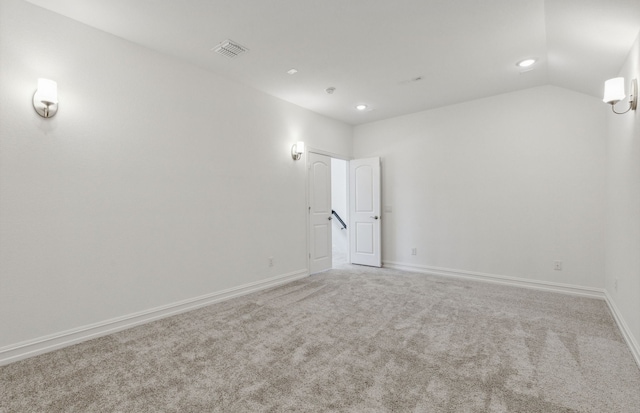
0, 0, 352, 349
354, 85, 607, 289
605, 32, 640, 356
331, 158, 348, 262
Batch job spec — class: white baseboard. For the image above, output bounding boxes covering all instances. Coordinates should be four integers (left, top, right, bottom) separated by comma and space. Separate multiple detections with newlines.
383, 261, 640, 369
5, 264, 638, 372
383, 261, 605, 299
604, 290, 640, 369
0, 269, 308, 366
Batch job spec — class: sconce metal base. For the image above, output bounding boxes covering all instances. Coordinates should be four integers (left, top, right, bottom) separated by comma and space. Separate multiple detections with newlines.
33, 93, 58, 118
291, 145, 302, 160
611, 79, 637, 114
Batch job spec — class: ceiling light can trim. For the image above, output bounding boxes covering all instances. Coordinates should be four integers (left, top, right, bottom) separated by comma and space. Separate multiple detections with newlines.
516, 58, 537, 68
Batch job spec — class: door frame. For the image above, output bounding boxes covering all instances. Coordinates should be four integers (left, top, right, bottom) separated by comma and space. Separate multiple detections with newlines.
305, 146, 352, 273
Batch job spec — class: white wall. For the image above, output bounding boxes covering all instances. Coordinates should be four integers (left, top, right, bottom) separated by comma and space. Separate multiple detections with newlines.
0, 0, 352, 353
354, 85, 607, 289
605, 32, 640, 360
331, 158, 348, 259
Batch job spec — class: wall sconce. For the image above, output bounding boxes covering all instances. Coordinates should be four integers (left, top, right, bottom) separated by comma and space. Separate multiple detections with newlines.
33, 78, 58, 118
291, 141, 305, 160
603, 77, 637, 114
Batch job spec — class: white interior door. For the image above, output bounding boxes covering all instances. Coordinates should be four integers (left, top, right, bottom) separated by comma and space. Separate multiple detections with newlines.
349, 157, 381, 267
309, 153, 332, 274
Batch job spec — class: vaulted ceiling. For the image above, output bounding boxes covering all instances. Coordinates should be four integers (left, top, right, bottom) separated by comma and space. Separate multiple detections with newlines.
25, 0, 640, 125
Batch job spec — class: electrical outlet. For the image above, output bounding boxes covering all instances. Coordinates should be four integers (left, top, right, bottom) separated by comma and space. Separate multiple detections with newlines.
554, 260, 562, 271
411, 248, 417, 256
268, 257, 274, 267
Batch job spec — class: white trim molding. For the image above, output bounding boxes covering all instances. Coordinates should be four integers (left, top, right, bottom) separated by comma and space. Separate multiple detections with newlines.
383, 261, 606, 299
306, 146, 352, 161
0, 269, 308, 366
383, 261, 640, 369
604, 291, 640, 369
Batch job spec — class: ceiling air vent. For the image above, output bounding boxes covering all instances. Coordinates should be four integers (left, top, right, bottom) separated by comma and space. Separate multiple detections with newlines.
212, 39, 249, 59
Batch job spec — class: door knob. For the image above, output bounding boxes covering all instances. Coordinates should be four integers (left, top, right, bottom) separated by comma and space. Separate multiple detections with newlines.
328, 216, 333, 220
370, 215, 379, 220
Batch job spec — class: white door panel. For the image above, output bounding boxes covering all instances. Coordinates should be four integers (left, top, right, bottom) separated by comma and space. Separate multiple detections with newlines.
349, 157, 381, 267
309, 153, 332, 274
355, 167, 373, 212
355, 222, 374, 254
313, 224, 330, 258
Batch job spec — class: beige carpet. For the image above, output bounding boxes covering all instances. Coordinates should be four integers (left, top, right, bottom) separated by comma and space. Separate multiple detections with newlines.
2, 265, 639, 412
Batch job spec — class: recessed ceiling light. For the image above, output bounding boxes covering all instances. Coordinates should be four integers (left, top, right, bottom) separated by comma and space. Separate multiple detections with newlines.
356, 104, 368, 111
516, 58, 536, 68
287, 68, 298, 75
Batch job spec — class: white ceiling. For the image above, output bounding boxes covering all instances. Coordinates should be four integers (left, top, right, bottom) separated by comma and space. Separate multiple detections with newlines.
25, 0, 640, 125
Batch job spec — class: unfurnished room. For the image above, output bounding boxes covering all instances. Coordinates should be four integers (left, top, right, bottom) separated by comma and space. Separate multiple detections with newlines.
1, 0, 640, 412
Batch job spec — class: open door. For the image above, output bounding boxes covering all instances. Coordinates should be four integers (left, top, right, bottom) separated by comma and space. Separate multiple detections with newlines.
349, 157, 381, 267
309, 152, 332, 274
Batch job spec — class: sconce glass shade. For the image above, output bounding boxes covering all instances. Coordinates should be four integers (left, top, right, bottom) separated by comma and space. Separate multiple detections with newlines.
37, 78, 58, 104
291, 141, 305, 160
603, 77, 625, 104
33, 78, 58, 118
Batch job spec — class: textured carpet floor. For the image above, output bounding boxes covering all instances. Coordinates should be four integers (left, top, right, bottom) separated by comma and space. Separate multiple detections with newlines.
2, 265, 640, 412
